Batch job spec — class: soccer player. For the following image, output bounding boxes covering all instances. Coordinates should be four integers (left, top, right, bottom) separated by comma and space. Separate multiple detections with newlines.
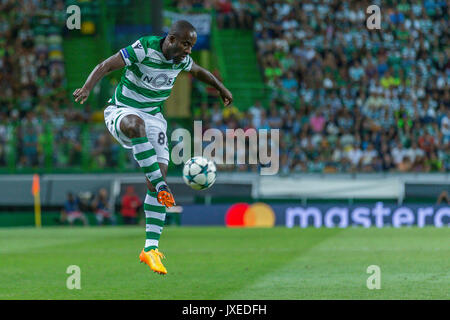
73, 20, 233, 275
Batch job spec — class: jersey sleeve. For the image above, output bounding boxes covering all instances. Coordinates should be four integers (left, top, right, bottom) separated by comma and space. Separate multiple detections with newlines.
182, 56, 194, 71
120, 38, 147, 66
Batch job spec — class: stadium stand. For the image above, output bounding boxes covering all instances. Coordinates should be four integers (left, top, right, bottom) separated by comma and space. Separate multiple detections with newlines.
200, 0, 449, 174
0, 0, 67, 169
0, 0, 136, 172
1, 0, 448, 175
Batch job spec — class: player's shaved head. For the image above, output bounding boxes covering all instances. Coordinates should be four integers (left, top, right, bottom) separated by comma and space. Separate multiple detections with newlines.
169, 20, 196, 38
163, 20, 197, 64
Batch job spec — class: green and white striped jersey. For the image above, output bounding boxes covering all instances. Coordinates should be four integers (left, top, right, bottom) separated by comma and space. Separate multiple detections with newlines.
108, 35, 193, 115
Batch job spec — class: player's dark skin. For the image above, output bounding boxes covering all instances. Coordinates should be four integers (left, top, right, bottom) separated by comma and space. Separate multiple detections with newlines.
73, 26, 233, 192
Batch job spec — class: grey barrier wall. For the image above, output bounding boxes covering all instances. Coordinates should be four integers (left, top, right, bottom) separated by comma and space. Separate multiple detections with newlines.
0, 173, 448, 206
179, 203, 450, 228
0, 174, 254, 206
405, 183, 450, 199
0, 175, 112, 206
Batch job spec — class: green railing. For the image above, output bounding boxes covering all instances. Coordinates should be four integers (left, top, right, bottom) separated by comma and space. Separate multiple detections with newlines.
0, 120, 182, 174
211, 13, 227, 83
0, 114, 200, 175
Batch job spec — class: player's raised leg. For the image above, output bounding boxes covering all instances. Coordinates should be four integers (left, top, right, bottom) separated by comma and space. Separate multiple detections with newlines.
120, 114, 175, 208
120, 114, 171, 274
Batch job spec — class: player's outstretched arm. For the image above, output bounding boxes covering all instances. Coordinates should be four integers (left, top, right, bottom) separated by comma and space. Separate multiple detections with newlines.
189, 63, 233, 106
73, 52, 126, 104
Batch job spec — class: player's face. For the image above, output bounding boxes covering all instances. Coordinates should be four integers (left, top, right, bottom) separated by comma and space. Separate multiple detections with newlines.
171, 31, 197, 64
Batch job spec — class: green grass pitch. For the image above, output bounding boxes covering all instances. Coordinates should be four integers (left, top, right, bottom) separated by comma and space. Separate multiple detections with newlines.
0, 226, 448, 299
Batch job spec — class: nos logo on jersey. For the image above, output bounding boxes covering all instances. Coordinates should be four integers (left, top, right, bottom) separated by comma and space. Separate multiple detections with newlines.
143, 74, 174, 88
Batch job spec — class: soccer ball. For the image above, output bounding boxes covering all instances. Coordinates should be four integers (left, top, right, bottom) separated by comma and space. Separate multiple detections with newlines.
183, 156, 217, 190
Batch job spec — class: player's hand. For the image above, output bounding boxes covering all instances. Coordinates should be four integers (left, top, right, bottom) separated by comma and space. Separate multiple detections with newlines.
73, 87, 90, 104
219, 87, 233, 107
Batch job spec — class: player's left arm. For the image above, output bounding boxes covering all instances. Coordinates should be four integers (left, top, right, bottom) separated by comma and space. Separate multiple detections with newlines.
189, 62, 233, 106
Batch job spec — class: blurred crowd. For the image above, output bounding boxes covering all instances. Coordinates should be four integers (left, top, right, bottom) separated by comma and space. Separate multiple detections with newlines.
0, 103, 128, 170
0, 0, 128, 170
0, 0, 67, 116
170, 0, 262, 29
198, 0, 449, 173
0, 0, 67, 168
2, 0, 449, 175
172, 0, 213, 12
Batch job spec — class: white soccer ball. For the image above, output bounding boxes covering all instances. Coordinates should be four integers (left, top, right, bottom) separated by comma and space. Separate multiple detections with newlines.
182, 156, 217, 190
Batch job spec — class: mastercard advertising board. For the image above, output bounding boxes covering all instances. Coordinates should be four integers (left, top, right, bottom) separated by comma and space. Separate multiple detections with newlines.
225, 203, 276, 228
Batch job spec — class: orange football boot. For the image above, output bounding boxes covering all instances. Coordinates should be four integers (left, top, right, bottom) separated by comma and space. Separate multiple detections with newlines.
139, 248, 167, 275
157, 185, 175, 208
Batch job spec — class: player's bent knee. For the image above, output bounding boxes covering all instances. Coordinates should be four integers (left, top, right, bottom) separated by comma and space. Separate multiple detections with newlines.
120, 114, 146, 139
